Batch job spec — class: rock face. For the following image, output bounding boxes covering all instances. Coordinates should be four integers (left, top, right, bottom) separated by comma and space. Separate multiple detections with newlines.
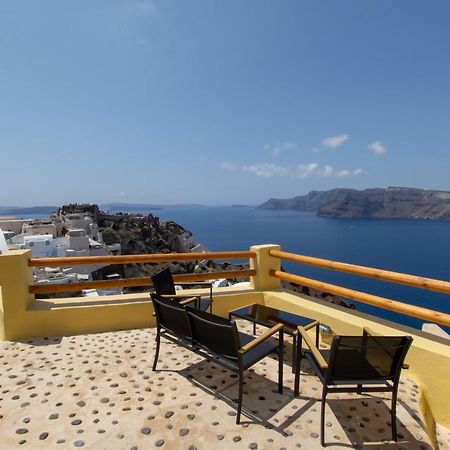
58, 204, 248, 281
259, 187, 450, 221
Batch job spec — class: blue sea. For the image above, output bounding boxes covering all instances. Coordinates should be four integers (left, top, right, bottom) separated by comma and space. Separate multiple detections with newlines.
148, 206, 449, 332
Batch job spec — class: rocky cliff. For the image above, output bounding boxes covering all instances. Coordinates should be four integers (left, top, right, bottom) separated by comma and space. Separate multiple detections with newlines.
58, 204, 247, 281
259, 187, 450, 221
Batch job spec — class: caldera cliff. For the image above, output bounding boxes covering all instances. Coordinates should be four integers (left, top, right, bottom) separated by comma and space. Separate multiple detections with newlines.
259, 187, 450, 221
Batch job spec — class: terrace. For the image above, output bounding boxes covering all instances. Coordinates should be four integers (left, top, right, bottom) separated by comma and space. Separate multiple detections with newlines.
1, 244, 450, 449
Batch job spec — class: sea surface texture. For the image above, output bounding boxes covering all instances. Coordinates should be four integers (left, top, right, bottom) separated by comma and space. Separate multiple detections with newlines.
151, 206, 450, 331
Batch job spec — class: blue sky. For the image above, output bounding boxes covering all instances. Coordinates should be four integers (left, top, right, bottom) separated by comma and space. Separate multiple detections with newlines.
1, 1, 450, 206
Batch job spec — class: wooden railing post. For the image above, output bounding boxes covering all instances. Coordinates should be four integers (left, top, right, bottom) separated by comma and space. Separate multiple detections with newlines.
250, 244, 281, 291
0, 250, 34, 340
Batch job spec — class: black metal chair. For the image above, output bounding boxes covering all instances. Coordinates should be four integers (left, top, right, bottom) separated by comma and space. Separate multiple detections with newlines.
151, 293, 284, 424
151, 294, 194, 371
151, 268, 213, 312
295, 324, 412, 446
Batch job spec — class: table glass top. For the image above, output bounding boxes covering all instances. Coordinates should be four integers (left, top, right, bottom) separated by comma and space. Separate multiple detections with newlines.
229, 303, 314, 333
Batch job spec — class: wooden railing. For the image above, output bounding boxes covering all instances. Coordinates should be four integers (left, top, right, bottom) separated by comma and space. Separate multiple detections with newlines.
270, 249, 450, 328
29, 250, 256, 295
270, 250, 450, 295
29, 251, 255, 267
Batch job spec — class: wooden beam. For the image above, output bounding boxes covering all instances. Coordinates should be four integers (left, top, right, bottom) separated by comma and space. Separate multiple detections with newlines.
239, 323, 283, 354
271, 269, 450, 328
29, 251, 256, 267
270, 249, 450, 295
29, 269, 256, 295
298, 326, 328, 370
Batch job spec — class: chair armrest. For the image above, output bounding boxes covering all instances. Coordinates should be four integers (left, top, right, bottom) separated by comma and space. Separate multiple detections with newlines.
159, 294, 201, 300
304, 320, 320, 331
178, 296, 200, 306
298, 326, 328, 370
176, 282, 212, 287
239, 323, 284, 354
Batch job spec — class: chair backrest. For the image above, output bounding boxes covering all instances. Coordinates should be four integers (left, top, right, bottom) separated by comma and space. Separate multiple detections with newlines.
151, 293, 191, 340
327, 335, 412, 382
152, 268, 176, 296
186, 307, 240, 360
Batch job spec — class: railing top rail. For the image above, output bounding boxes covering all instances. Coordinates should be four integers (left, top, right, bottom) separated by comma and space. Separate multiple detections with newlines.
29, 250, 256, 268
270, 249, 450, 296
271, 269, 450, 328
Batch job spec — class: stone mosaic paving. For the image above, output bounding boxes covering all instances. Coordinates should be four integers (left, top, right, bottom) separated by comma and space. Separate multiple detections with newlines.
0, 323, 449, 449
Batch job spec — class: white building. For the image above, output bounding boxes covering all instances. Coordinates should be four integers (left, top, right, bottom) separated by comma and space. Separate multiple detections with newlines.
12, 234, 58, 258
63, 214, 102, 241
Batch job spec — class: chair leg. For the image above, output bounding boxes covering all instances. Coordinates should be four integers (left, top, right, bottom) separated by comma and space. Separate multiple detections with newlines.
391, 388, 398, 441
278, 330, 284, 394
320, 388, 327, 447
236, 370, 244, 424
152, 330, 161, 371
292, 333, 297, 374
294, 336, 303, 396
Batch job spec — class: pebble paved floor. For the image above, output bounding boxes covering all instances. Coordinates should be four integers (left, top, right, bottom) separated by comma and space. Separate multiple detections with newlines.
0, 322, 449, 450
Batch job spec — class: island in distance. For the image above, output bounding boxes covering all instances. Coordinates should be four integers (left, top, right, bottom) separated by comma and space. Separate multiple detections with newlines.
259, 186, 450, 221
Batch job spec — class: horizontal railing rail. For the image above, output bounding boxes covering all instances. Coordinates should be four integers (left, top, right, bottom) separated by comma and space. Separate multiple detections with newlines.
270, 249, 450, 295
29, 251, 256, 268
30, 269, 256, 295
271, 270, 450, 327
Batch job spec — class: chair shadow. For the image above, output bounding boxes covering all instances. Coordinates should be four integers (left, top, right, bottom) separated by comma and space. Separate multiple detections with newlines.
276, 394, 432, 448
325, 394, 432, 450
173, 357, 295, 433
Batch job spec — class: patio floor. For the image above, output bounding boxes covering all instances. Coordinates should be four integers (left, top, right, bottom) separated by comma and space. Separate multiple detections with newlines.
0, 322, 449, 449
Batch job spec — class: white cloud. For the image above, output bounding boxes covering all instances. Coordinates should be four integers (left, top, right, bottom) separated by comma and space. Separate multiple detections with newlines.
369, 141, 387, 155
268, 141, 297, 157
243, 163, 287, 178
296, 163, 319, 179
321, 134, 349, 149
119, 191, 126, 198
320, 165, 334, 177
222, 160, 363, 180
220, 161, 237, 171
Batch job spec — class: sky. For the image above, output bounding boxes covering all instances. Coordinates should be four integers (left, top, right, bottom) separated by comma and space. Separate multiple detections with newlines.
1, 0, 450, 206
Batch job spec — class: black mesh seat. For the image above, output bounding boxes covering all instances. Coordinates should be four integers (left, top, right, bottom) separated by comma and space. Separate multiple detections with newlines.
150, 293, 284, 424
295, 324, 413, 446
186, 307, 284, 423
151, 268, 213, 312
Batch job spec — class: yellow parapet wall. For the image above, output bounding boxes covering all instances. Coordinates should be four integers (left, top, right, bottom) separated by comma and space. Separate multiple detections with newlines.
0, 251, 263, 340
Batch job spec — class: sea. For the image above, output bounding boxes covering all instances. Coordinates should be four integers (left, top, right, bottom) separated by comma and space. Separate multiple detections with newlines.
26, 206, 450, 332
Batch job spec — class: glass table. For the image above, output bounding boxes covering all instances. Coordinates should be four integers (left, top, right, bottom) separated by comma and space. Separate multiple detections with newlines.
229, 303, 319, 368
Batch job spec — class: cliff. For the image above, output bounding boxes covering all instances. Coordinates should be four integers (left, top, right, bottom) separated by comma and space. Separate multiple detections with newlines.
259, 187, 450, 221
58, 204, 247, 281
